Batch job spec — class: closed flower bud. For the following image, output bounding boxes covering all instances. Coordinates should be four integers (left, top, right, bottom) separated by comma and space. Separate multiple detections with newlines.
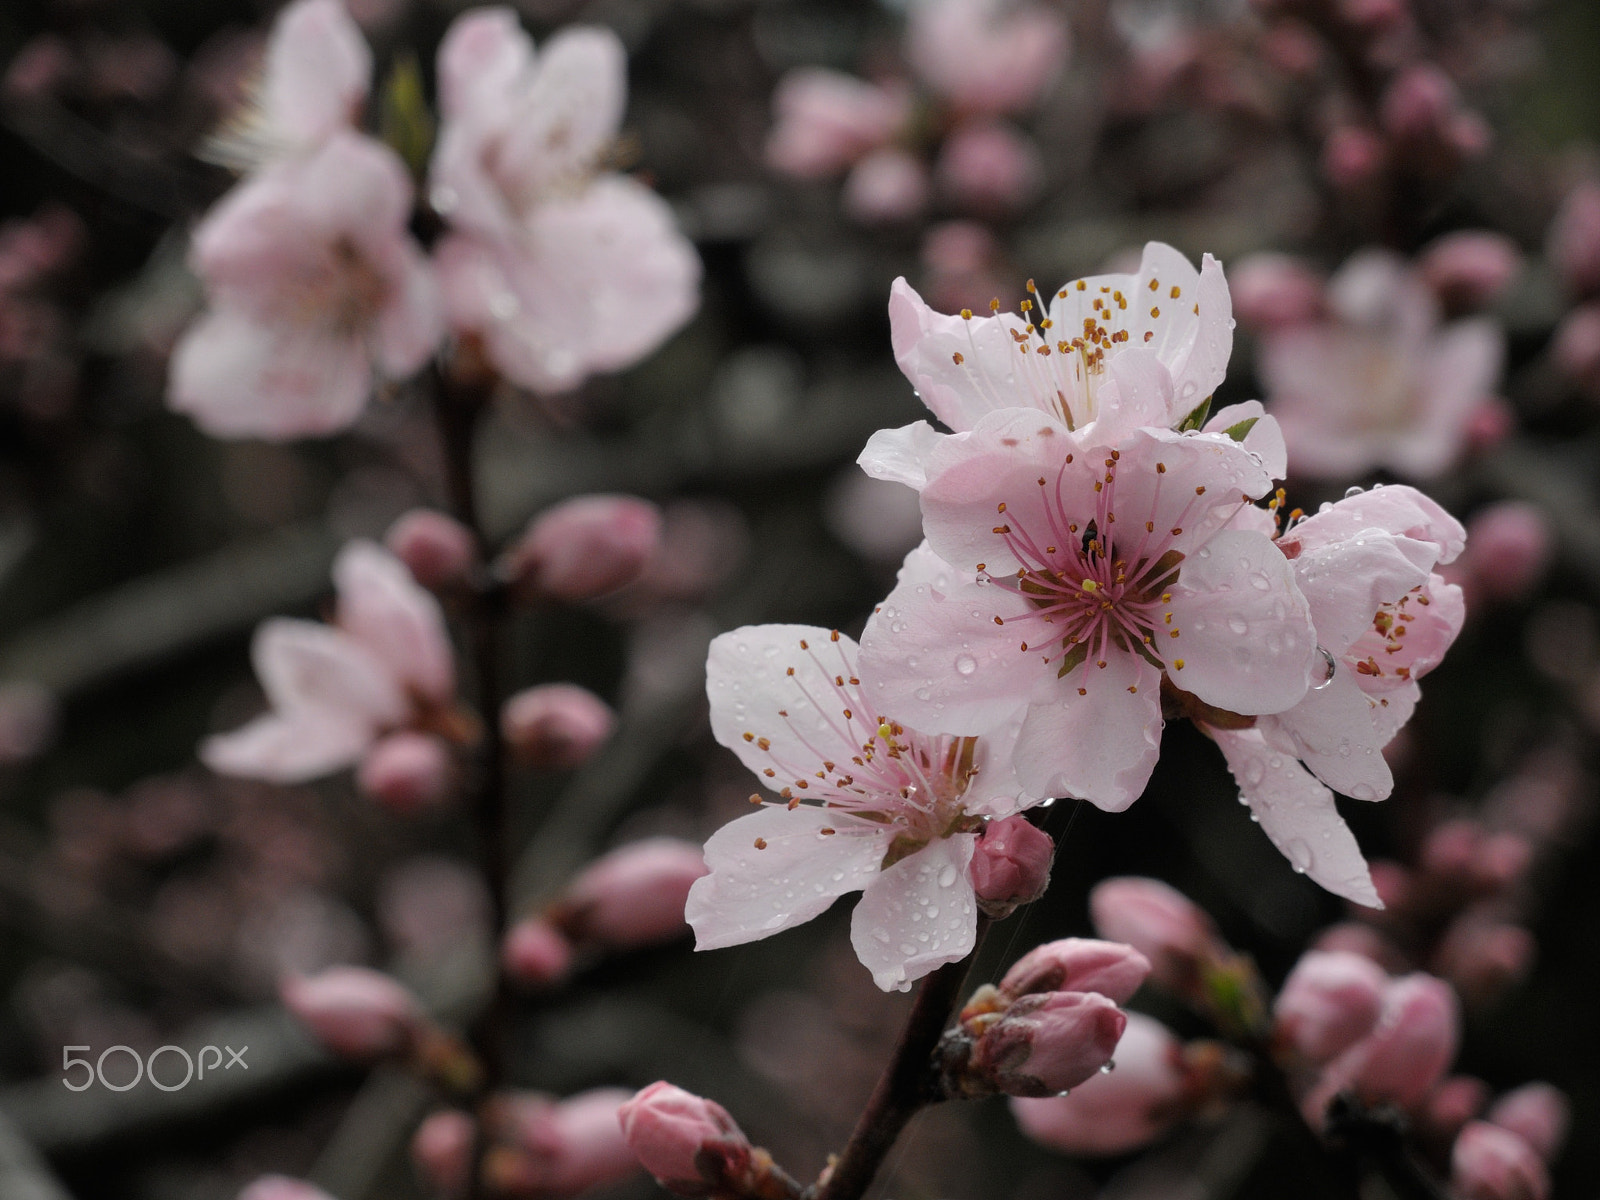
357, 732, 452, 812
970, 816, 1054, 918
1090, 877, 1221, 992
1451, 1121, 1550, 1200
500, 684, 615, 770
553, 838, 707, 949
501, 916, 574, 988
504, 495, 662, 603
1487, 1083, 1570, 1162
935, 121, 1043, 215
238, 1179, 336, 1200
1322, 126, 1384, 190
280, 966, 423, 1061
1432, 916, 1534, 1002
1010, 1012, 1189, 1156
842, 147, 931, 225
1229, 253, 1324, 331
1273, 950, 1388, 1064
1420, 231, 1521, 311
1348, 973, 1459, 1108
410, 1110, 474, 1199
1380, 65, 1458, 142
386, 509, 476, 590
617, 1082, 751, 1197
962, 991, 1126, 1098
1547, 182, 1600, 296
486, 1089, 641, 1196
1552, 304, 1600, 392
1462, 503, 1551, 604
999, 939, 1151, 1005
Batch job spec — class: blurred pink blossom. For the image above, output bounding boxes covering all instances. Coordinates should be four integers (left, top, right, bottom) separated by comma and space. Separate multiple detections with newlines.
1261, 250, 1504, 479
1322, 126, 1384, 190
935, 121, 1043, 214
203, 541, 456, 784
1419, 231, 1521, 312
411, 1109, 475, 1199
1455, 502, 1552, 605
169, 133, 440, 440
3, 35, 74, 100
0, 681, 57, 764
1546, 180, 1600, 296
1551, 302, 1600, 395
356, 731, 453, 812
1090, 877, 1223, 992
618, 1082, 751, 1195
765, 68, 909, 179
1273, 950, 1388, 1064
1380, 65, 1458, 143
1486, 1083, 1570, 1162
386, 509, 477, 591
842, 147, 931, 224
906, 0, 1069, 116
280, 966, 423, 1060
1307, 972, 1459, 1120
487, 1089, 642, 1196
429, 11, 700, 393
238, 1178, 338, 1200
504, 494, 663, 603
1229, 253, 1325, 332
1451, 1121, 1550, 1200
502, 916, 574, 987
555, 837, 707, 949
501, 683, 616, 770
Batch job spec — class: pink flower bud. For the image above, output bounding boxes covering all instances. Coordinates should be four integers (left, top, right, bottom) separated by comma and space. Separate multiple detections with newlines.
280, 967, 423, 1061
1089, 877, 1221, 991
1419, 232, 1521, 311
968, 991, 1127, 1097
1322, 126, 1384, 190
1451, 1121, 1550, 1200
490, 1089, 642, 1195
617, 1082, 751, 1196
1433, 916, 1534, 1001
1273, 950, 1389, 1064
506, 496, 662, 603
1010, 1012, 1188, 1156
764, 69, 907, 180
500, 684, 615, 770
1466, 397, 1515, 453
1380, 65, 1458, 142
357, 732, 452, 813
238, 1179, 337, 1200
842, 147, 930, 225
411, 1110, 475, 1199
1463, 503, 1551, 604
1487, 1083, 1570, 1162
1423, 1075, 1490, 1142
385, 509, 476, 590
970, 816, 1054, 918
554, 838, 708, 949
935, 121, 1043, 215
1448, 110, 1492, 159
1347, 973, 1459, 1108
1548, 182, 1600, 296
1422, 818, 1485, 883
999, 939, 1151, 1004
1229, 253, 1325, 331
502, 916, 574, 988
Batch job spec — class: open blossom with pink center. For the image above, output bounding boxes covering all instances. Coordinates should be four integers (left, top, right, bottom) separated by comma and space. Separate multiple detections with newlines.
859, 402, 1312, 811
169, 132, 440, 440
1260, 250, 1504, 480
206, 0, 370, 171
906, 0, 1069, 117
428, 9, 700, 394
202, 540, 456, 784
1203, 487, 1465, 903
765, 68, 910, 180
687, 623, 1035, 991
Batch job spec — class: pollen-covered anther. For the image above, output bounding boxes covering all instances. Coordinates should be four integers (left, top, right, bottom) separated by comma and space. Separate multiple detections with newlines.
1174, 659, 1185, 669
753, 838, 768, 849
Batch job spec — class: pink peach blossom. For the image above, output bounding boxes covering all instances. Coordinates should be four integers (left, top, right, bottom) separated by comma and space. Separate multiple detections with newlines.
618, 1082, 750, 1195
202, 540, 454, 784
170, 132, 440, 440
489, 1089, 642, 1196
1260, 250, 1504, 479
502, 916, 574, 987
841, 147, 931, 225
935, 121, 1044, 214
965, 990, 1127, 1096
505, 494, 663, 602
1010, 1012, 1188, 1155
1419, 231, 1521, 311
1486, 1083, 1569, 1162
906, 0, 1070, 117
1548, 181, 1600, 296
411, 1110, 474, 1198
356, 731, 452, 812
500, 683, 616, 769
1321, 126, 1384, 190
998, 938, 1152, 1004
280, 966, 423, 1060
1458, 501, 1552, 603
428, 11, 699, 393
1452, 1121, 1550, 1200
1089, 877, 1222, 990
386, 509, 477, 591
1273, 949, 1388, 1063
765, 68, 909, 180
1229, 252, 1325, 332
687, 622, 1037, 990
1308, 972, 1459, 1119
555, 838, 707, 949
969, 814, 1053, 916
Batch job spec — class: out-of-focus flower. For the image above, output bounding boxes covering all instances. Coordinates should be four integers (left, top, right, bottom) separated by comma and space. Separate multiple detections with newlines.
411, 1109, 475, 1199
1546, 181, 1600, 297
1322, 126, 1384, 190
1419, 231, 1521, 312
0, 681, 57, 764
1452, 502, 1552, 606
169, 133, 440, 440
618, 1083, 752, 1197
765, 69, 909, 180
1380, 65, 1457, 143
1273, 950, 1388, 1064
485, 1089, 642, 1197
1451, 1121, 1550, 1200
1010, 1012, 1190, 1155
998, 938, 1152, 1003
688, 621, 1037, 991
552, 838, 706, 949
1423, 1075, 1491, 1142
503, 494, 662, 603
906, 0, 1069, 117
935, 121, 1043, 214
501, 683, 616, 770
238, 1178, 338, 1200
968, 814, 1053, 917
280, 966, 423, 1060
1552, 302, 1600, 396
203, 541, 457, 784
1306, 972, 1459, 1122
1229, 253, 1325, 332
502, 916, 574, 988
3, 35, 74, 100
1432, 915, 1534, 1001
1090, 877, 1224, 993
356, 731, 452, 812
386, 509, 477, 591
1261, 250, 1504, 479
429, 10, 699, 393
841, 147, 931, 225
1486, 1084, 1570, 1162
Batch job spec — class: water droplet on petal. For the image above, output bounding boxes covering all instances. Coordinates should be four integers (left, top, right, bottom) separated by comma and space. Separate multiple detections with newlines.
955, 654, 977, 676
937, 865, 958, 888
1344, 485, 1365, 498
1311, 647, 1337, 690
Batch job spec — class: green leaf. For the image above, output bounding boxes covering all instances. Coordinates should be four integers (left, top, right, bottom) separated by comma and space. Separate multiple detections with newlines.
379, 53, 434, 180
1177, 396, 1212, 432
1221, 416, 1259, 442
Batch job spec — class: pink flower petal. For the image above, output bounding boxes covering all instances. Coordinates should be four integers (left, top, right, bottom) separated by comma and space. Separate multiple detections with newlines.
857, 420, 943, 489
1012, 654, 1162, 810
850, 834, 979, 991
334, 541, 455, 704
260, 0, 371, 152
1267, 672, 1393, 801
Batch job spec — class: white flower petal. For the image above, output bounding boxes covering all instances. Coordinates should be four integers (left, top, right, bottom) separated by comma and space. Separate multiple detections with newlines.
850, 834, 978, 991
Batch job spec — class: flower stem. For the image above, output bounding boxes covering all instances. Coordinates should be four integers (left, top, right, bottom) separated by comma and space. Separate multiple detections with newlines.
813, 919, 991, 1200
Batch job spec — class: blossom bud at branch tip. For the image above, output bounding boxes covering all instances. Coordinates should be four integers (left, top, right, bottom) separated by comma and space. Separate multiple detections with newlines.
1451, 1121, 1550, 1200
357, 732, 452, 813
1419, 232, 1521, 311
956, 991, 1127, 1097
999, 939, 1151, 1005
1347, 973, 1459, 1108
1089, 877, 1221, 992
385, 509, 477, 590
1487, 1084, 1570, 1162
237, 1179, 337, 1200
502, 916, 574, 988
280, 966, 423, 1061
1462, 502, 1551, 604
970, 815, 1054, 918
411, 1110, 475, 1200
503, 495, 662, 603
618, 1082, 752, 1196
1273, 950, 1388, 1064
552, 838, 707, 949
501, 684, 616, 770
